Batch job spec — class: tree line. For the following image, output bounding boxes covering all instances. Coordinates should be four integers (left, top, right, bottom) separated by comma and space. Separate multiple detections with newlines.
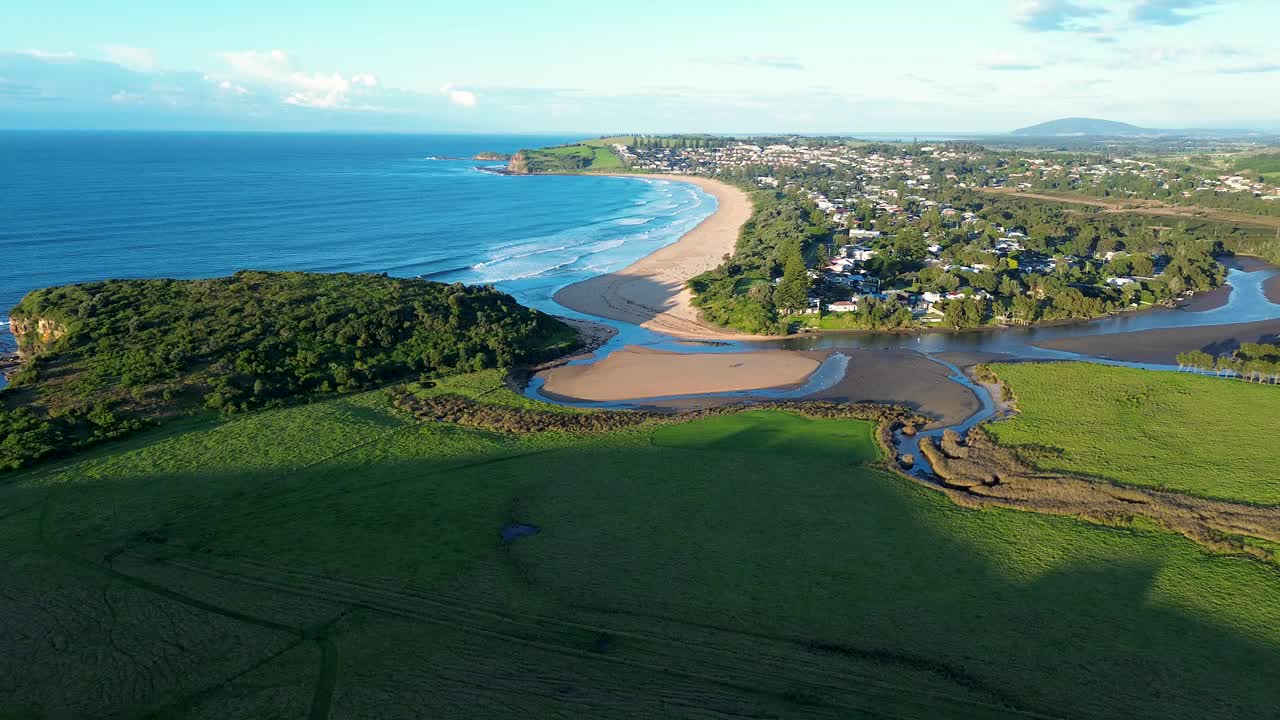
0, 271, 577, 470
1176, 342, 1280, 383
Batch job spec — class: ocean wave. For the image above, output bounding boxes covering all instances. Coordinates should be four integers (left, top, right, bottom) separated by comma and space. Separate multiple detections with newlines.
615, 217, 652, 226
471, 243, 572, 269
470, 236, 636, 284
479, 257, 582, 282
588, 238, 627, 253
418, 264, 477, 279
670, 196, 706, 216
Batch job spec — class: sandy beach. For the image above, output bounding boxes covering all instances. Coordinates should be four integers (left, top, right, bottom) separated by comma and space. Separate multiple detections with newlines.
553, 175, 757, 339
537, 346, 823, 402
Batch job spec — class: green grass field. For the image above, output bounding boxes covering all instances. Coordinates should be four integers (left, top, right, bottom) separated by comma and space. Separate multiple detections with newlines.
523, 143, 623, 173
1234, 151, 1280, 180
3, 377, 1279, 718
988, 362, 1280, 504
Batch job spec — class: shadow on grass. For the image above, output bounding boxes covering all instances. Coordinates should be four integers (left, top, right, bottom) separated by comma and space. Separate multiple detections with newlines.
4, 431, 1280, 719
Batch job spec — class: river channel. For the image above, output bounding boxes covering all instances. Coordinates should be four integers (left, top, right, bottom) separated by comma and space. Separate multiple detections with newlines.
527, 259, 1280, 476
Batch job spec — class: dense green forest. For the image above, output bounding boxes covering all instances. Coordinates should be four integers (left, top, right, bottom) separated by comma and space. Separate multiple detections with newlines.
688, 190, 829, 333
0, 271, 576, 469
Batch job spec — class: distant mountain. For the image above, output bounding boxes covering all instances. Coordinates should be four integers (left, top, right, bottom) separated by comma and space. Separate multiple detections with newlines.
1011, 118, 1146, 137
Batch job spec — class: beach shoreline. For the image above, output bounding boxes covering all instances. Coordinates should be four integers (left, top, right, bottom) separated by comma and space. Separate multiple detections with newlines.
552, 174, 762, 340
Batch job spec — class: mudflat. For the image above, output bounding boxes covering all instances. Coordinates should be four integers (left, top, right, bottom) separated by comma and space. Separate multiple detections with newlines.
810, 349, 983, 428
1032, 319, 1280, 364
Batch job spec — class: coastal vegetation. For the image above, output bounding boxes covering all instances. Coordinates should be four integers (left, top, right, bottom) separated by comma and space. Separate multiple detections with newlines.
0, 271, 575, 470
508, 143, 622, 173
985, 362, 1280, 504
5, 374, 1280, 718
1177, 341, 1280, 382
688, 189, 829, 333
623, 136, 1244, 335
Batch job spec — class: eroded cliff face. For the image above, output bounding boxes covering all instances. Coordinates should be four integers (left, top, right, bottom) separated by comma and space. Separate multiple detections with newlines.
506, 151, 530, 174
8, 316, 67, 358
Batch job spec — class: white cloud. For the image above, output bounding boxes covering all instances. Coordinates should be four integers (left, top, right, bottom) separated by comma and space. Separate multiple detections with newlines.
282, 72, 352, 108
19, 49, 76, 61
103, 45, 155, 71
982, 50, 1043, 70
1217, 61, 1280, 75
1130, 0, 1223, 27
202, 74, 250, 96
216, 49, 377, 109
1012, 0, 1103, 32
219, 49, 291, 79
110, 90, 144, 104
440, 82, 477, 108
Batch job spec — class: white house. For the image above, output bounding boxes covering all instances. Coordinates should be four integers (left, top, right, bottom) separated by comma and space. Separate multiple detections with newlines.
843, 245, 878, 262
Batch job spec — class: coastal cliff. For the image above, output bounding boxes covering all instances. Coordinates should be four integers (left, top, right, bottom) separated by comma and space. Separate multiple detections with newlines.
506, 151, 530, 174
8, 315, 66, 358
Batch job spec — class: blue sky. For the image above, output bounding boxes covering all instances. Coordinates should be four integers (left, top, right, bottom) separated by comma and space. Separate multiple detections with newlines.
1, 0, 1276, 133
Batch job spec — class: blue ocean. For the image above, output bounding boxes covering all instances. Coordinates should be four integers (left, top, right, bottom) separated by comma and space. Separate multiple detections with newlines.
0, 132, 715, 354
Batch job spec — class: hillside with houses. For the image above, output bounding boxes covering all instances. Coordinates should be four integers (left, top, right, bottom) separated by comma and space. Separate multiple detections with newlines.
601, 135, 1268, 333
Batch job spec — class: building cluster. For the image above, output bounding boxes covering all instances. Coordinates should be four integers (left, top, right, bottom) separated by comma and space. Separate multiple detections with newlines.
991, 156, 1279, 199
619, 138, 1227, 324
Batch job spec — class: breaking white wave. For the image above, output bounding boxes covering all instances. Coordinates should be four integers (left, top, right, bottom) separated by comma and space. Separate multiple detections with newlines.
471, 243, 572, 269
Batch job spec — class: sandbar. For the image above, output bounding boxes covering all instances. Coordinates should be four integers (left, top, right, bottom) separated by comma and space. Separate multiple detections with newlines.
537, 346, 822, 402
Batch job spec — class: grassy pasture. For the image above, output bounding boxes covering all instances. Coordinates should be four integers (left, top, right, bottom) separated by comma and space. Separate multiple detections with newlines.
3, 379, 1280, 718
1234, 151, 1280, 184
523, 143, 623, 172
987, 362, 1280, 504
652, 409, 879, 459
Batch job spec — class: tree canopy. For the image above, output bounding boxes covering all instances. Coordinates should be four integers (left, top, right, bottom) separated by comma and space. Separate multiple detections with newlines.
1, 271, 577, 470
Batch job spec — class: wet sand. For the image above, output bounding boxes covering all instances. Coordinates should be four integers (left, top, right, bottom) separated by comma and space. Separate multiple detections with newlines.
553, 175, 758, 339
807, 350, 982, 429
537, 346, 823, 402
565, 348, 985, 428
1225, 255, 1276, 272
1179, 285, 1231, 312
1267, 274, 1280, 305
1032, 319, 1280, 364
